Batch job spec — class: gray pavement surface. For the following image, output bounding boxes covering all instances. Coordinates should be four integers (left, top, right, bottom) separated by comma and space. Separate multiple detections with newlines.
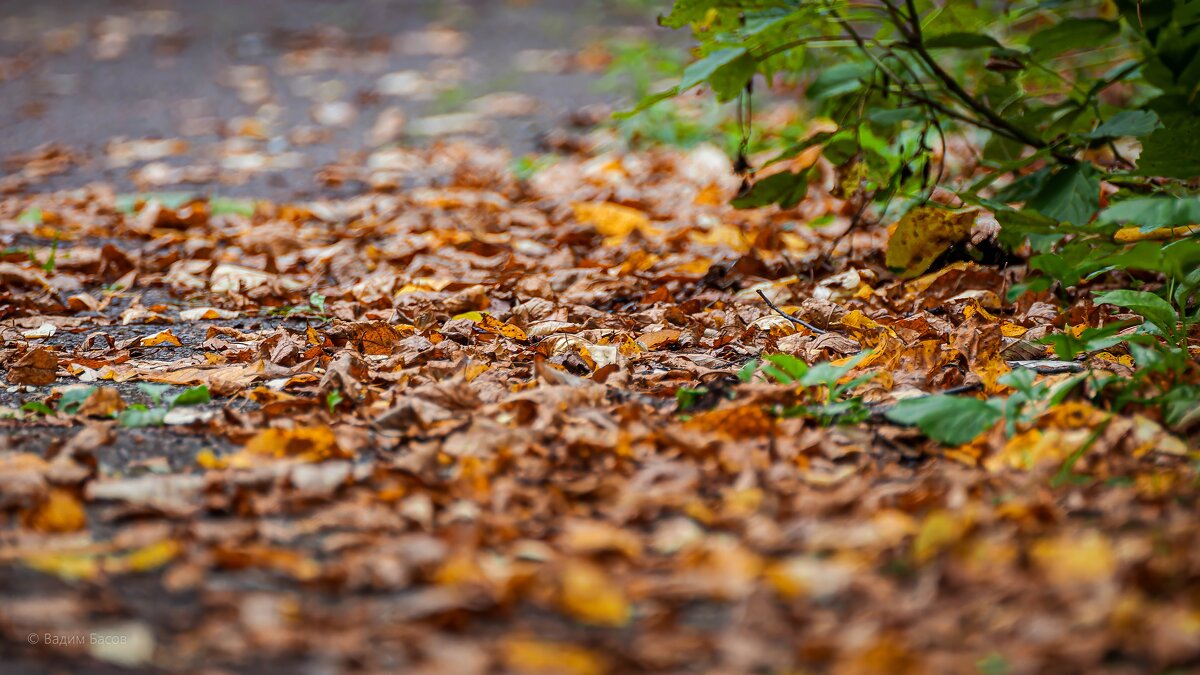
0, 0, 660, 199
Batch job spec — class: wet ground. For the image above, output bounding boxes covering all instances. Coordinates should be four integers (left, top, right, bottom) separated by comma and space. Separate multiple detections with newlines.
0, 0, 661, 199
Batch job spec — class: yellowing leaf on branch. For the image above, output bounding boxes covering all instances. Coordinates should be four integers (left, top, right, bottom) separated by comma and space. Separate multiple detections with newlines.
886, 207, 977, 278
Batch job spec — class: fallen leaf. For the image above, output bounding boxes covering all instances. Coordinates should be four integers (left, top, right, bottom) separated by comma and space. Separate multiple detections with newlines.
886, 207, 978, 278
8, 348, 59, 385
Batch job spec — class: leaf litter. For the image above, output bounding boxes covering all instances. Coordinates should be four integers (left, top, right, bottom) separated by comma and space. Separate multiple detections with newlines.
0, 11, 1199, 675
2, 136, 1197, 673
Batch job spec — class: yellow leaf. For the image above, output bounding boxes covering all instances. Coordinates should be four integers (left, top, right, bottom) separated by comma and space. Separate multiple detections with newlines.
25, 487, 87, 533
885, 207, 977, 278
24, 552, 100, 581
571, 201, 656, 242
1030, 532, 1115, 585
477, 313, 527, 340
1114, 225, 1198, 243
464, 362, 490, 382
195, 449, 228, 470
913, 510, 967, 563
1000, 322, 1028, 338
141, 329, 183, 347
107, 539, 181, 573
559, 561, 630, 627
240, 426, 347, 463
502, 638, 607, 675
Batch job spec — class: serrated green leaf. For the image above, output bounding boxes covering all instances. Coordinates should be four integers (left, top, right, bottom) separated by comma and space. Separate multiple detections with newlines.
1135, 116, 1200, 179
1082, 110, 1161, 140
1025, 163, 1100, 226
732, 170, 809, 209
1093, 289, 1180, 338
1098, 195, 1200, 230
885, 395, 1002, 446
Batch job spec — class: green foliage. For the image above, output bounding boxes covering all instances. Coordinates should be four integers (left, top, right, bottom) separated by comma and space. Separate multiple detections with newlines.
118, 405, 167, 428
641, 0, 1200, 444
270, 292, 330, 319
886, 395, 1002, 446
756, 351, 876, 425
120, 384, 212, 427
171, 385, 211, 408
886, 367, 1088, 446
326, 389, 345, 414
57, 387, 96, 415
643, 0, 1200, 228
20, 400, 55, 417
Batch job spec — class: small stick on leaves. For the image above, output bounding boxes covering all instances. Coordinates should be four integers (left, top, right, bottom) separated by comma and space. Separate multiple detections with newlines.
756, 289, 826, 334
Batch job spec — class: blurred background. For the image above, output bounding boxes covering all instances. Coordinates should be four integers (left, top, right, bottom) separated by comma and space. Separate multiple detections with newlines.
0, 0, 679, 198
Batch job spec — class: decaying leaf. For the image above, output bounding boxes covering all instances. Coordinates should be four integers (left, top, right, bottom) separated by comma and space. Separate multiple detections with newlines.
886, 206, 978, 278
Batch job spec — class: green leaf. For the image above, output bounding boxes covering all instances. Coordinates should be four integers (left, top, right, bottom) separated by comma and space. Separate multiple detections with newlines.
209, 197, 256, 217
1025, 163, 1100, 226
763, 348, 811, 381
170, 385, 211, 408
1040, 323, 1130, 360
1028, 18, 1119, 58
1135, 116, 1200, 179
136, 383, 170, 406
737, 359, 760, 383
806, 62, 873, 100
17, 207, 43, 225
1093, 289, 1180, 338
995, 208, 1065, 252
678, 47, 753, 99
925, 32, 1002, 49
732, 170, 809, 209
21, 401, 55, 416
118, 405, 167, 428
885, 395, 1002, 446
676, 386, 709, 411
326, 389, 345, 414
58, 387, 97, 415
799, 351, 871, 388
115, 191, 195, 214
1098, 195, 1200, 230
1082, 110, 1161, 140
659, 0, 724, 29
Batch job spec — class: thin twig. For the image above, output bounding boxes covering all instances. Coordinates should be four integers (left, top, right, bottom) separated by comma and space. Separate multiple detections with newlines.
756, 289, 827, 334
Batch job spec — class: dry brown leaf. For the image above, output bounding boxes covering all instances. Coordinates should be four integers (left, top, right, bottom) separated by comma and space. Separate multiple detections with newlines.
8, 347, 59, 385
